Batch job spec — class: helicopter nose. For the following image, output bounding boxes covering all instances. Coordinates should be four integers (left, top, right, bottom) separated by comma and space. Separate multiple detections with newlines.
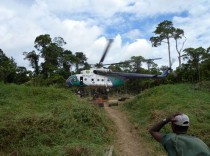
66, 78, 72, 87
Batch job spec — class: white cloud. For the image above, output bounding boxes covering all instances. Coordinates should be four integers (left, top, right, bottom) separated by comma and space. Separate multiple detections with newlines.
61, 20, 102, 51
0, 0, 210, 71
173, 13, 210, 49
122, 29, 142, 40
0, 6, 15, 21
44, 0, 132, 17
124, 0, 199, 18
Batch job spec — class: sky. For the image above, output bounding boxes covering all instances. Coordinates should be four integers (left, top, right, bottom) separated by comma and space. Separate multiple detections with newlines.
1, 0, 210, 70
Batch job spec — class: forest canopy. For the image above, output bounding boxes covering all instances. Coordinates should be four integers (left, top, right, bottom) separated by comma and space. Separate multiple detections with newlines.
1, 21, 210, 91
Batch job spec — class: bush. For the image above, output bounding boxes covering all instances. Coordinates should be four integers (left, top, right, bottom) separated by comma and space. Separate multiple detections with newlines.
24, 74, 66, 87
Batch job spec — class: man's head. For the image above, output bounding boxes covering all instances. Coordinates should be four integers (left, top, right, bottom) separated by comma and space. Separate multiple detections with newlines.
171, 114, 190, 134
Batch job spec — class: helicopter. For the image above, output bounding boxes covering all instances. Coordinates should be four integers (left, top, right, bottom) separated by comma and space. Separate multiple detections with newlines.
66, 39, 171, 89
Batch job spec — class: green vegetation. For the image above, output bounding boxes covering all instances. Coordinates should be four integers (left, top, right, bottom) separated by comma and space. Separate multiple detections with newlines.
123, 83, 210, 155
1, 21, 210, 91
0, 83, 114, 155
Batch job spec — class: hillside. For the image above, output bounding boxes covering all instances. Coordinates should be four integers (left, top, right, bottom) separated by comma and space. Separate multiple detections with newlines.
122, 83, 210, 155
0, 83, 114, 155
1, 83, 209, 155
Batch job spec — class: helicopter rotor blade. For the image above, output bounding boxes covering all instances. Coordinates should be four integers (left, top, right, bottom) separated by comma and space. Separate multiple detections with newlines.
103, 58, 162, 66
103, 61, 132, 66
142, 58, 162, 62
99, 39, 113, 65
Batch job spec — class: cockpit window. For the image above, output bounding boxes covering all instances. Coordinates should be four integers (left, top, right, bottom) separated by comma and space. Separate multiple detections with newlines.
71, 77, 77, 82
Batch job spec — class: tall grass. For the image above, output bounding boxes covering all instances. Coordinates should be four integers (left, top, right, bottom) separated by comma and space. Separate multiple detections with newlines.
123, 83, 210, 155
0, 83, 114, 155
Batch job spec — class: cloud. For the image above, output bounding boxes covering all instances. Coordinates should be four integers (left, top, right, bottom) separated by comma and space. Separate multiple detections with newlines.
173, 13, 210, 49
122, 29, 142, 40
44, 0, 132, 18
100, 36, 153, 64
1, 0, 210, 71
82, 35, 153, 66
61, 20, 102, 51
124, 0, 198, 18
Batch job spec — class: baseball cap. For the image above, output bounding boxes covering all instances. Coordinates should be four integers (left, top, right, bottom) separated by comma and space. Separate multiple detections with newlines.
174, 114, 190, 127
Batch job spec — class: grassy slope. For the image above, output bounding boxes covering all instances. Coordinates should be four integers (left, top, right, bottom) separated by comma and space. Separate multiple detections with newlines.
0, 83, 114, 156
123, 83, 210, 155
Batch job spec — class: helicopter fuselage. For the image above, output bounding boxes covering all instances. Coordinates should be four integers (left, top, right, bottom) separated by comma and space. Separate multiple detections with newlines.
66, 68, 125, 88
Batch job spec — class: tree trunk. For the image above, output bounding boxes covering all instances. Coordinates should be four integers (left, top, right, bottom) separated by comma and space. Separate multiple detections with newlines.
35, 59, 39, 75
175, 39, 181, 68
175, 38, 186, 68
167, 38, 172, 68
178, 54, 181, 68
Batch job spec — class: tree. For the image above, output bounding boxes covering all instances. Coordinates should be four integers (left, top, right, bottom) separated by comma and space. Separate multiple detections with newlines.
23, 50, 39, 75
61, 50, 78, 69
53, 37, 66, 47
108, 64, 122, 72
0, 49, 17, 83
182, 47, 206, 81
118, 61, 132, 72
150, 20, 175, 68
34, 34, 52, 52
173, 28, 186, 67
142, 59, 158, 72
147, 61, 159, 74
34, 34, 66, 77
74, 52, 87, 73
15, 66, 30, 84
58, 50, 75, 77
130, 56, 145, 72
200, 47, 210, 80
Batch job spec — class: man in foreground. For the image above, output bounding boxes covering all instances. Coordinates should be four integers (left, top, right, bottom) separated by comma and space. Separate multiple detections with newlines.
149, 113, 210, 156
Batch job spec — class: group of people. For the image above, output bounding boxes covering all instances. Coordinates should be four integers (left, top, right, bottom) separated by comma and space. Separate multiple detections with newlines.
149, 113, 210, 156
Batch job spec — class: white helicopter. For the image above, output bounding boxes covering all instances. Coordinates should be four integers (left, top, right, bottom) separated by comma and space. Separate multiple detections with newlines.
66, 39, 171, 88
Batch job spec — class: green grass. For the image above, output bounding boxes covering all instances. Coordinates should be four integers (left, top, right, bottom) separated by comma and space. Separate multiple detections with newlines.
0, 83, 114, 155
122, 83, 210, 155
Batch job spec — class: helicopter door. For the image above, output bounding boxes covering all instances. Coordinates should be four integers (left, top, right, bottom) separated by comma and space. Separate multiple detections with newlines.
80, 77, 83, 85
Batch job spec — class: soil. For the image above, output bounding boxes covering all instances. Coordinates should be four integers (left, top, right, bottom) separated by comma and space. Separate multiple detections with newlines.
104, 101, 148, 156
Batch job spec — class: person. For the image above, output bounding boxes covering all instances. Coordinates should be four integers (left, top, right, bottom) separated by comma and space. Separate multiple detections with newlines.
149, 113, 210, 156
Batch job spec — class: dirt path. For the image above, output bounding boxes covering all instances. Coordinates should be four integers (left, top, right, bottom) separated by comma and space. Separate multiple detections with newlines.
104, 102, 147, 156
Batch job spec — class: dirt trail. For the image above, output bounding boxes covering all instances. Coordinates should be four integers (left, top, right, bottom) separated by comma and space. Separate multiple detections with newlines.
104, 103, 147, 156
